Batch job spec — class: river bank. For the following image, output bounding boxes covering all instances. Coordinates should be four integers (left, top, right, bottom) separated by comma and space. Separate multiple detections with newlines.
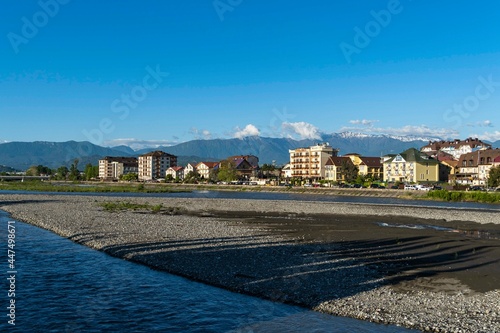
1, 193, 499, 332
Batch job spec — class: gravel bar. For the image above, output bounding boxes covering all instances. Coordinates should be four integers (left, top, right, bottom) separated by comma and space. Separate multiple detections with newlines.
1, 193, 499, 333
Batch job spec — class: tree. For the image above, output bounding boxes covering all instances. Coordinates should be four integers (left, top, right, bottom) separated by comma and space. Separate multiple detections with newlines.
37, 165, 52, 175
25, 165, 52, 176
165, 174, 174, 182
488, 166, 500, 187
340, 160, 358, 183
183, 171, 200, 183
260, 163, 276, 179
69, 159, 80, 181
121, 173, 138, 182
84, 164, 99, 181
25, 166, 39, 176
217, 159, 237, 182
55, 166, 69, 180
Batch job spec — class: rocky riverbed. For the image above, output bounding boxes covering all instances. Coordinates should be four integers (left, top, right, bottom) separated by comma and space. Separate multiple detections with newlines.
1, 193, 499, 332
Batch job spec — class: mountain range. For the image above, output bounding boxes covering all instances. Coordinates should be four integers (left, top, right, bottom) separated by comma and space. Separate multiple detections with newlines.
1, 133, 498, 171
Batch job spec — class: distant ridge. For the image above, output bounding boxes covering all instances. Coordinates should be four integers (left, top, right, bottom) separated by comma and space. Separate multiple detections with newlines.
0, 133, 452, 170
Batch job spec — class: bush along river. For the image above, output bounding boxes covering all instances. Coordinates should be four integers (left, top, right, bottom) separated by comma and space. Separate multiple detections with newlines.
0, 211, 419, 332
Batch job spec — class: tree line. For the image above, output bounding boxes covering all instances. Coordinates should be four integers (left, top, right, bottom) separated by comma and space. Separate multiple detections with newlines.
23, 159, 99, 181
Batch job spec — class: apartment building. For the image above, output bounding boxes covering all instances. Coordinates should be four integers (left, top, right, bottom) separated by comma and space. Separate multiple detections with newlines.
138, 151, 177, 181
383, 148, 439, 183
421, 137, 491, 160
454, 148, 500, 185
98, 156, 138, 181
289, 143, 338, 179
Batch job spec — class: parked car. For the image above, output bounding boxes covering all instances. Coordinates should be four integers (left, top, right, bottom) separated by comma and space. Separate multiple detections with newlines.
469, 186, 485, 191
415, 185, 431, 191
404, 185, 417, 190
369, 184, 379, 189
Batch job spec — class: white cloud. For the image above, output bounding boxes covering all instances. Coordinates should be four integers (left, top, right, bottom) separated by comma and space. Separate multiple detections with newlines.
103, 138, 177, 150
234, 124, 260, 139
349, 119, 378, 127
467, 120, 494, 128
282, 122, 322, 140
339, 124, 459, 139
470, 131, 500, 142
190, 127, 212, 140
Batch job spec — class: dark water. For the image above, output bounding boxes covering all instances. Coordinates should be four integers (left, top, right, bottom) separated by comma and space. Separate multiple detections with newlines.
0, 211, 418, 332
1, 189, 499, 211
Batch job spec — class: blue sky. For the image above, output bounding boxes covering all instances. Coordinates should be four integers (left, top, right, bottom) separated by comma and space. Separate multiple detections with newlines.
1, 0, 500, 149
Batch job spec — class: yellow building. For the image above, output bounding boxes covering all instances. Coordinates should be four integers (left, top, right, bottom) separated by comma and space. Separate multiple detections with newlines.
383, 148, 439, 183
343, 153, 383, 180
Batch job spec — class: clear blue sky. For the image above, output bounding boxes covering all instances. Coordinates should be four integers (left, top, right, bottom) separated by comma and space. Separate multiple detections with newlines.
1, 0, 500, 149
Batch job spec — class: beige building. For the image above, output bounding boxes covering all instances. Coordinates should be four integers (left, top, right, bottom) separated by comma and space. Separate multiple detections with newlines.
138, 151, 177, 181
98, 157, 138, 181
289, 143, 338, 179
183, 163, 196, 178
195, 161, 219, 180
383, 148, 439, 183
455, 149, 500, 185
166, 166, 184, 180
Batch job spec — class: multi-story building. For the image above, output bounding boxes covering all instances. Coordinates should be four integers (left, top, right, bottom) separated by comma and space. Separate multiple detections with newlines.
98, 157, 138, 181
383, 148, 439, 183
325, 156, 356, 182
183, 163, 197, 178
343, 153, 383, 180
166, 166, 184, 180
421, 137, 491, 160
195, 162, 219, 180
138, 151, 177, 181
455, 149, 500, 185
289, 143, 338, 179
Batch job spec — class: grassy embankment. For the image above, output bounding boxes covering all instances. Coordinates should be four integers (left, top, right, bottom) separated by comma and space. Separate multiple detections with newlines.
0, 181, 190, 193
425, 189, 500, 204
